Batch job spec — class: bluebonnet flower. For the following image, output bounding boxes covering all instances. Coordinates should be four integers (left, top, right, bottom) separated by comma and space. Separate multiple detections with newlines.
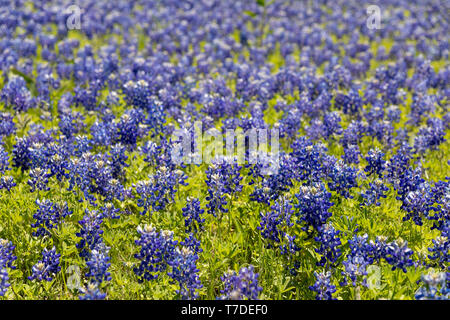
335, 87, 362, 115
100, 203, 120, 219
0, 76, 35, 112
28, 167, 50, 192
305, 119, 325, 141
108, 143, 128, 180
0, 145, 10, 174
74, 85, 100, 111
134, 225, 178, 282
59, 111, 85, 139
140, 141, 162, 166
219, 265, 263, 300
342, 144, 360, 165
408, 93, 438, 125
415, 272, 449, 300
315, 224, 342, 267
0, 113, 16, 137
279, 107, 302, 139
429, 186, 449, 231
394, 167, 424, 207
364, 148, 386, 178
135, 166, 187, 215
0, 238, 17, 294
322, 111, 342, 139
341, 120, 366, 148
309, 271, 336, 300
12, 138, 32, 171
414, 118, 446, 155
104, 178, 126, 202
91, 119, 117, 146
327, 160, 358, 199
258, 197, 299, 254
116, 109, 146, 147
249, 153, 296, 205
29, 247, 61, 282
85, 243, 112, 284
180, 234, 203, 256
168, 246, 203, 300
76, 210, 104, 260
340, 254, 370, 287
31, 199, 72, 237
0, 268, 10, 296
386, 105, 401, 123
123, 80, 151, 110
384, 239, 414, 273
360, 179, 389, 206
182, 197, 205, 233
370, 236, 389, 262
0, 176, 16, 192
294, 183, 333, 233
340, 234, 375, 287
79, 283, 107, 300
28, 141, 54, 169
348, 234, 374, 262
385, 143, 412, 183
48, 153, 67, 181
0, 239, 17, 270
205, 159, 242, 217
290, 138, 327, 182
402, 182, 433, 226
428, 222, 449, 268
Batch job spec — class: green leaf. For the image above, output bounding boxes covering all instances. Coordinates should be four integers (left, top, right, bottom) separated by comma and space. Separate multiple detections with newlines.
244, 10, 257, 18
256, 0, 265, 7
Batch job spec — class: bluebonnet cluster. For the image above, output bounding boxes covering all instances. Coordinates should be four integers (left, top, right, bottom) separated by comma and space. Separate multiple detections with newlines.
0, 0, 447, 301
133, 224, 178, 282
258, 197, 300, 255
401, 182, 434, 226
0, 239, 17, 296
28, 247, 61, 282
249, 153, 297, 205
340, 234, 373, 287
309, 271, 336, 300
360, 179, 390, 207
31, 199, 72, 237
28, 167, 50, 193
79, 283, 107, 300
0, 146, 9, 174
219, 265, 263, 300
100, 203, 121, 220
0, 76, 35, 112
384, 239, 414, 273
0, 113, 16, 137
0, 268, 9, 297
294, 184, 333, 233
133, 225, 204, 299
314, 224, 342, 268
0, 175, 16, 192
427, 221, 449, 269
85, 243, 112, 284
76, 209, 105, 260
415, 272, 449, 300
135, 166, 187, 215
205, 158, 242, 217
364, 148, 386, 178
167, 246, 203, 300
182, 197, 205, 233
76, 208, 111, 299
327, 160, 358, 199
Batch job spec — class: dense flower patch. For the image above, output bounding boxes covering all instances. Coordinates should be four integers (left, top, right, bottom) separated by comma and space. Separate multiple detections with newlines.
0, 0, 448, 300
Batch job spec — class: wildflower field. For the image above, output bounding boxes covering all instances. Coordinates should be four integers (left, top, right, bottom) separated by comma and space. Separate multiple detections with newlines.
0, 0, 448, 301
